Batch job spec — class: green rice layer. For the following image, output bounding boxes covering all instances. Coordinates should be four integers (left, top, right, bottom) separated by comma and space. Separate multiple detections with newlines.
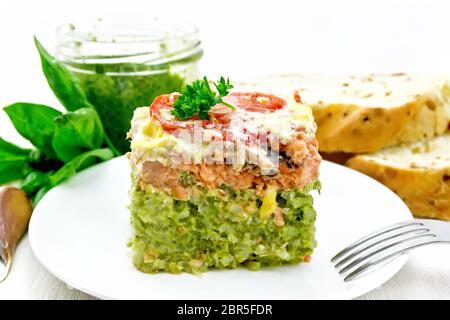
129, 180, 320, 274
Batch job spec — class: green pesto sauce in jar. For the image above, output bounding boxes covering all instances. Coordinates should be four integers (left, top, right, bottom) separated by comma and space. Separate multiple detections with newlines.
56, 18, 203, 153
71, 63, 194, 153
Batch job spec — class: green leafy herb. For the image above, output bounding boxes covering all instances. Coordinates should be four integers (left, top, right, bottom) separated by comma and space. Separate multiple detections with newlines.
1, 98, 116, 205
171, 76, 235, 120
0, 137, 31, 158
1, 101, 115, 205
0, 137, 32, 184
34, 37, 120, 157
0, 160, 31, 185
4, 103, 61, 158
34, 37, 94, 112
49, 148, 114, 186
21, 148, 114, 206
52, 108, 105, 162
19, 171, 50, 196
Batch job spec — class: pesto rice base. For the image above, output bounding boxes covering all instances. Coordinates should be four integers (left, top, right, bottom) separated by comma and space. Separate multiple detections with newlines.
129, 180, 320, 274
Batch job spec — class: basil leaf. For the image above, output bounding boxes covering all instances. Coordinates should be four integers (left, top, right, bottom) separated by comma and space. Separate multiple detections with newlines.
0, 161, 31, 185
34, 36, 94, 112
49, 148, 114, 186
52, 108, 105, 163
31, 148, 114, 206
3, 103, 61, 158
20, 171, 50, 195
0, 136, 31, 157
0, 137, 32, 184
34, 37, 121, 157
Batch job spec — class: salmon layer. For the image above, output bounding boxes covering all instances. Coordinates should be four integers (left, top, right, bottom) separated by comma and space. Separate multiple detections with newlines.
136, 134, 321, 200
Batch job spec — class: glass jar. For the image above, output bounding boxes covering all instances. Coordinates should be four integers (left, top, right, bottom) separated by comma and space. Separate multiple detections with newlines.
55, 17, 203, 153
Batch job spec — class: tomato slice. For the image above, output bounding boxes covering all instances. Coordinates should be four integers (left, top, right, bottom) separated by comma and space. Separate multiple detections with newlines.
223, 92, 286, 113
149, 92, 287, 131
149, 93, 205, 130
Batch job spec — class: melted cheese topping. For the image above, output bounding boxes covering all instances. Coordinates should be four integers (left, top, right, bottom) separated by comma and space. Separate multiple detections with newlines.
229, 93, 314, 145
129, 92, 315, 172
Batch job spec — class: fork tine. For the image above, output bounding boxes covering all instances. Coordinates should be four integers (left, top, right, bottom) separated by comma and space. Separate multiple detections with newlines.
338, 233, 435, 275
331, 221, 423, 263
334, 227, 429, 269
343, 238, 439, 282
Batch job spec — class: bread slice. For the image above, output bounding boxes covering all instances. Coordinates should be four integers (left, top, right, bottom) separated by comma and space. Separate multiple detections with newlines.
346, 134, 450, 220
235, 73, 450, 153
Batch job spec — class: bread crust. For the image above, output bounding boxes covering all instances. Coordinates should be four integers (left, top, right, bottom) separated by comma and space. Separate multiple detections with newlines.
314, 90, 450, 153
347, 156, 450, 220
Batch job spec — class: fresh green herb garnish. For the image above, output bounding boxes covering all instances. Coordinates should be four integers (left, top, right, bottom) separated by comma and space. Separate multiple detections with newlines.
52, 108, 105, 163
1, 102, 114, 205
0, 137, 32, 185
4, 103, 62, 159
34, 37, 93, 113
171, 76, 235, 120
34, 37, 120, 156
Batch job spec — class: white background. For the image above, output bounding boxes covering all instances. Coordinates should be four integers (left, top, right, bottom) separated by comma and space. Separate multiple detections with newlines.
0, 0, 450, 299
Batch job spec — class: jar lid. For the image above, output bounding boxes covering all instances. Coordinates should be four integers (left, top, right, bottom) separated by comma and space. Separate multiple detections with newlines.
56, 16, 202, 68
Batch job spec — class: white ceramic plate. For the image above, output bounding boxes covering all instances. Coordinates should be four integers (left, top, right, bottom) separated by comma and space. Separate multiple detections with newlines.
29, 157, 412, 300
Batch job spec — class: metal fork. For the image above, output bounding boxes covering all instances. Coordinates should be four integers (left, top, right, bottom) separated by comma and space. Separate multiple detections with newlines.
331, 219, 450, 282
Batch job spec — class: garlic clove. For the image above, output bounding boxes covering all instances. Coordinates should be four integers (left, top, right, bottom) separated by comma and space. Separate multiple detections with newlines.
0, 186, 32, 282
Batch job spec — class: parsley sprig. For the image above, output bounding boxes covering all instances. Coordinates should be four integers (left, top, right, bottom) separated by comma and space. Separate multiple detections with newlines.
171, 76, 235, 120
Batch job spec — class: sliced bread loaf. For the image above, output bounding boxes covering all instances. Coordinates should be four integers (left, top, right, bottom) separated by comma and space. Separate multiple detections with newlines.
236, 73, 450, 153
346, 134, 450, 220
